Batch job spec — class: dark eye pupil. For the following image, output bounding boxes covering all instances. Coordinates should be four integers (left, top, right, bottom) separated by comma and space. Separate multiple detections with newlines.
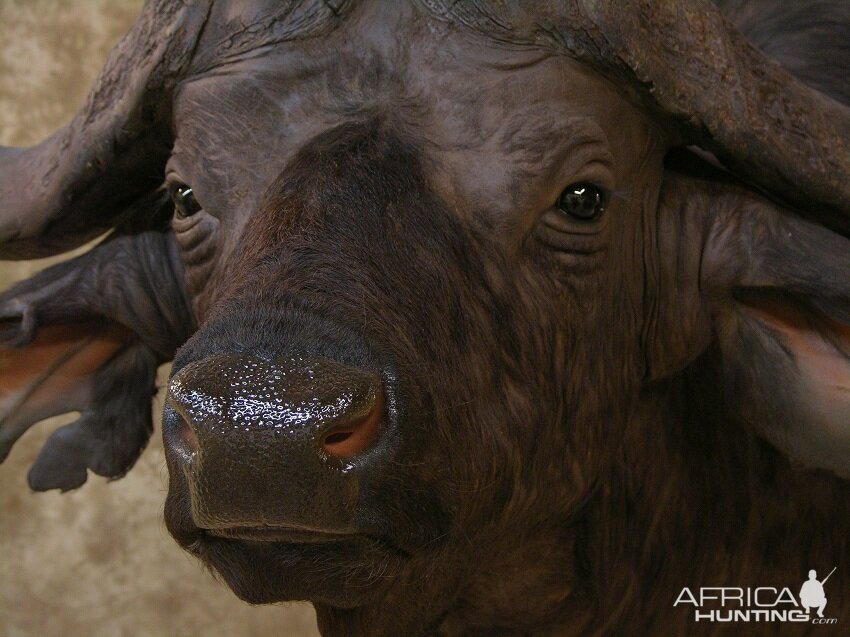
173, 185, 201, 218
557, 183, 605, 220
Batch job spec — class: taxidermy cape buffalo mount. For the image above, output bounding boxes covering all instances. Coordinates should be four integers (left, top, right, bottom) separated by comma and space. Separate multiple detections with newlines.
1, 1, 849, 635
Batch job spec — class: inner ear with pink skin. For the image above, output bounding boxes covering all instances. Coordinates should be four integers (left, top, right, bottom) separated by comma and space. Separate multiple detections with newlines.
650, 170, 850, 478
1, 322, 155, 491
727, 289, 850, 476
0, 229, 192, 491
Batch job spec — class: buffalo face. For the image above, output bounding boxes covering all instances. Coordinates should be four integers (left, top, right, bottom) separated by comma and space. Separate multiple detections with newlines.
159, 29, 660, 620
3, 2, 850, 636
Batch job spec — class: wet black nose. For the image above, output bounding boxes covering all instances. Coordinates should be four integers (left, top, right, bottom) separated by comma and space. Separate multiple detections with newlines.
164, 354, 385, 532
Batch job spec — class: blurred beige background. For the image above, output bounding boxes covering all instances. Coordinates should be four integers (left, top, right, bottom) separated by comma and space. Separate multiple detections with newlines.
0, 2, 320, 635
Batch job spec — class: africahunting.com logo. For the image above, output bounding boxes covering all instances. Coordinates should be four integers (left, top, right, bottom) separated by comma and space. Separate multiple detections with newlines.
674, 568, 838, 625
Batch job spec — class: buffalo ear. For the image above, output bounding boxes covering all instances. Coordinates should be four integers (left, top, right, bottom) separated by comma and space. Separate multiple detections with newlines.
0, 227, 193, 491
1, 323, 157, 491
651, 172, 850, 478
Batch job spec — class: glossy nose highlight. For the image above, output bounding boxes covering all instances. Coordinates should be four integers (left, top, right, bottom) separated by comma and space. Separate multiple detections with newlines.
166, 353, 384, 462
164, 353, 387, 531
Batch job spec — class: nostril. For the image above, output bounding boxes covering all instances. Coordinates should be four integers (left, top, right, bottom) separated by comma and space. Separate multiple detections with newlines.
179, 414, 200, 455
321, 392, 384, 459
324, 430, 354, 446
166, 388, 200, 459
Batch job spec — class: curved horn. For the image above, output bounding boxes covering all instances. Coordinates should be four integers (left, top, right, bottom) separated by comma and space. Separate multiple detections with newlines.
584, 0, 850, 222
0, 0, 210, 259
423, 0, 850, 223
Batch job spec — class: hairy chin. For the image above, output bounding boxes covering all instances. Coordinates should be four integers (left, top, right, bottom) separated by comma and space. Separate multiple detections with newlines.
181, 530, 402, 607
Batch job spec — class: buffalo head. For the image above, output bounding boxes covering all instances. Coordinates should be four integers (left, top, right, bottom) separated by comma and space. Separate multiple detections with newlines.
2, 1, 849, 635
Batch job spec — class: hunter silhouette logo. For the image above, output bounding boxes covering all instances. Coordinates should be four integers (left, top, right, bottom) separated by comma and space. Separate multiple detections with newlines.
674, 568, 838, 624
800, 568, 836, 619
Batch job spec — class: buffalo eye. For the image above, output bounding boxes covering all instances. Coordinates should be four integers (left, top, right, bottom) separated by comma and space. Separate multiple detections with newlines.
556, 183, 607, 221
171, 184, 202, 219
